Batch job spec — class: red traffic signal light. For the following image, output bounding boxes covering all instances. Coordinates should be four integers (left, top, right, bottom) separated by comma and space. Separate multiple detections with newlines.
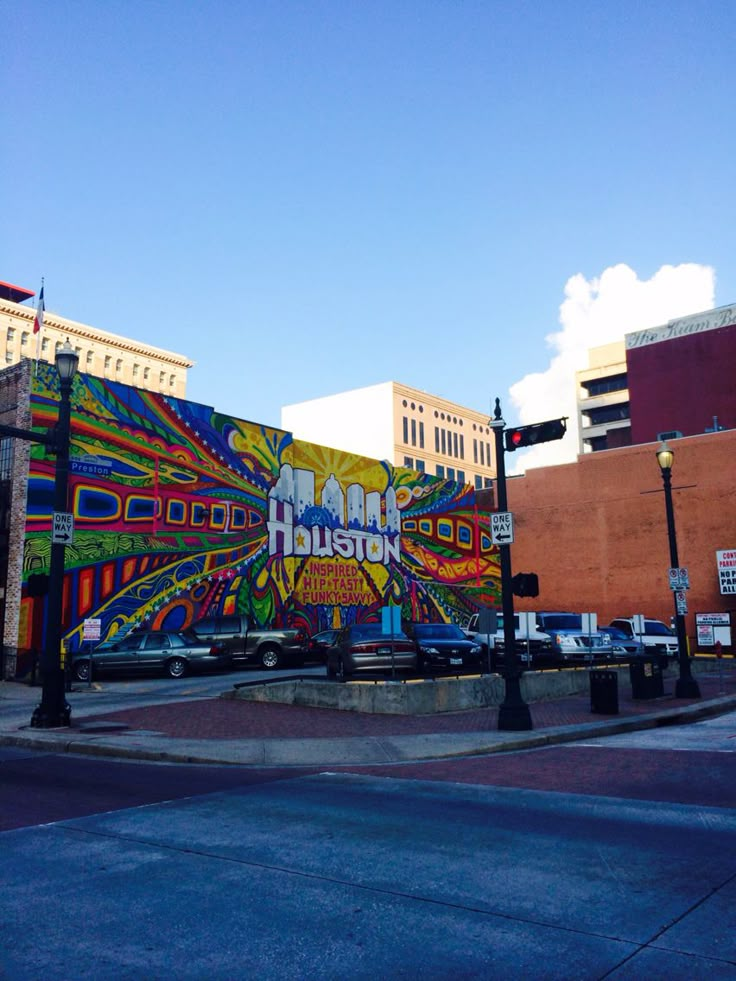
504, 418, 567, 452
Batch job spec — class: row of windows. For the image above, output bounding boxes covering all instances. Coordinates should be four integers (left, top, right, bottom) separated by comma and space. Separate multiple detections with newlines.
402, 455, 492, 489
401, 398, 492, 434
402, 417, 425, 449
583, 402, 630, 426
401, 416, 494, 472
473, 439, 493, 467
581, 373, 628, 397
435, 426, 464, 458
5, 329, 178, 388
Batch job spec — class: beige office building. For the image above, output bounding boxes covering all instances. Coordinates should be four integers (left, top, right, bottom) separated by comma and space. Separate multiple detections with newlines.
282, 381, 497, 489
0, 281, 193, 397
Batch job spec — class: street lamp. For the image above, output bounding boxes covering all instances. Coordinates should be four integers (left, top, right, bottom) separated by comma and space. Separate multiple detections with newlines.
490, 398, 532, 731
656, 441, 700, 699
30, 341, 79, 728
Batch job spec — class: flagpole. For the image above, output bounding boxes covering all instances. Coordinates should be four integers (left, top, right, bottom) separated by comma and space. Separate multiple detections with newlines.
33, 278, 45, 375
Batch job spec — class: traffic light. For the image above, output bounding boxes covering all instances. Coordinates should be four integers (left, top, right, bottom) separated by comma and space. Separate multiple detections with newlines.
504, 418, 567, 452
511, 572, 539, 597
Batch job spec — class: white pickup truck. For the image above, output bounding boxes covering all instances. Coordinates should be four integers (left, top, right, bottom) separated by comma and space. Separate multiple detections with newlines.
463, 612, 555, 666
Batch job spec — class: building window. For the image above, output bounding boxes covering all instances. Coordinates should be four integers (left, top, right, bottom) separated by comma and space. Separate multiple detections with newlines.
0, 437, 13, 481
159, 371, 166, 386
480, 442, 485, 466
104, 355, 111, 373
402, 416, 408, 443
441, 429, 446, 455
86, 351, 94, 368
415, 459, 425, 472
436, 465, 445, 478
447, 467, 455, 479
457, 470, 465, 483
144, 367, 150, 381
582, 373, 628, 397
434, 427, 440, 452
41, 338, 49, 353
584, 402, 630, 426
419, 421, 424, 449
116, 359, 123, 375
473, 439, 478, 464
453, 432, 458, 457
132, 364, 139, 380
484, 478, 492, 488
475, 475, 483, 490
5, 352, 12, 364
411, 418, 416, 446
403, 456, 413, 467
486, 443, 491, 467
6, 327, 14, 343
21, 331, 29, 349
169, 374, 175, 387
459, 434, 464, 458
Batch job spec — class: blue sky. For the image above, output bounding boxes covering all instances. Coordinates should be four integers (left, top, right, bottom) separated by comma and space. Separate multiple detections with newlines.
3, 1, 734, 463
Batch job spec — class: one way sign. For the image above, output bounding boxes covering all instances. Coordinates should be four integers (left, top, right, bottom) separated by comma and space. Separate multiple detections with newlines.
52, 511, 74, 545
491, 511, 514, 545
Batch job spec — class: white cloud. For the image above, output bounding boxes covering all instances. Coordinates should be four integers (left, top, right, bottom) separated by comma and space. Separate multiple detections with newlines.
506, 262, 716, 473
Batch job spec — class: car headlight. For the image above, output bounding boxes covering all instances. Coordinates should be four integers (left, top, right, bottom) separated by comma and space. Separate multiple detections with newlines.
421, 646, 440, 654
470, 645, 481, 654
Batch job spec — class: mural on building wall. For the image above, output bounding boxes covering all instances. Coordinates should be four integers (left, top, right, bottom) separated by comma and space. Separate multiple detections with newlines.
19, 366, 499, 652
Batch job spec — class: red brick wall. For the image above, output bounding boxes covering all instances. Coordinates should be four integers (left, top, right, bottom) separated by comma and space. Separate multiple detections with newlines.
628, 322, 736, 444
506, 430, 736, 646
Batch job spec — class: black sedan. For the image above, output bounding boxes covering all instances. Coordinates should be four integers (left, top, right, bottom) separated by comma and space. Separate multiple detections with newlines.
71, 630, 232, 681
404, 622, 483, 673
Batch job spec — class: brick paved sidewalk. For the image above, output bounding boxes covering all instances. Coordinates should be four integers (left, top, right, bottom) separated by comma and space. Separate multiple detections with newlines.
82, 666, 736, 741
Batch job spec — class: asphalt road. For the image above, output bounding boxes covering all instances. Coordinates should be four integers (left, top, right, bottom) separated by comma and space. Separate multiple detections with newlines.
2, 712, 735, 978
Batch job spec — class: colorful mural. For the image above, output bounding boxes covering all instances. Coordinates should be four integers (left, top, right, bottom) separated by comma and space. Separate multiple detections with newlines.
19, 365, 500, 651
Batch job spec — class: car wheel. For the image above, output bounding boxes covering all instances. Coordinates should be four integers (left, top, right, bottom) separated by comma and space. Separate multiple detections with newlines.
259, 645, 282, 669
167, 656, 187, 679
74, 660, 90, 682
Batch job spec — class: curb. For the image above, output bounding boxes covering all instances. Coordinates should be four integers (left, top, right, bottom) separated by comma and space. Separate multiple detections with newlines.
1, 694, 734, 767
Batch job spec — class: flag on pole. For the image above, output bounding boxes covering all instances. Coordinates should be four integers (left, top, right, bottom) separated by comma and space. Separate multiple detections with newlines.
33, 285, 44, 334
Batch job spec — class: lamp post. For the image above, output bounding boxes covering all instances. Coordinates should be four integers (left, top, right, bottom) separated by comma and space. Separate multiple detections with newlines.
656, 441, 700, 699
31, 341, 79, 728
490, 398, 532, 731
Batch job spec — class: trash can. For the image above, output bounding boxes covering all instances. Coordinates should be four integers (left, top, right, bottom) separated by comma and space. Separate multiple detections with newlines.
590, 669, 619, 714
629, 658, 664, 700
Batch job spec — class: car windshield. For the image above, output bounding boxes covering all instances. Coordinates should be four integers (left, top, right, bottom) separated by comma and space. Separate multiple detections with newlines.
644, 621, 674, 636
539, 614, 582, 630
351, 624, 407, 642
602, 627, 627, 640
414, 624, 465, 640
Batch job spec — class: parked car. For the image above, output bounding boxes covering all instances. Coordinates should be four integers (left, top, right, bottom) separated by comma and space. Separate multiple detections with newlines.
307, 629, 339, 662
72, 630, 231, 681
187, 614, 310, 669
463, 611, 555, 666
326, 623, 418, 680
608, 617, 678, 661
599, 625, 645, 658
532, 612, 614, 663
403, 622, 483, 673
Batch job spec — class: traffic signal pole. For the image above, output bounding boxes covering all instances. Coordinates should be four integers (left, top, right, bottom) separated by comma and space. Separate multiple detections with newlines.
490, 398, 533, 732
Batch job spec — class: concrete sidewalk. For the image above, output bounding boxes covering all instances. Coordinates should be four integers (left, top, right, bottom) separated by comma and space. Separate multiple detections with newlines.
2, 662, 735, 767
